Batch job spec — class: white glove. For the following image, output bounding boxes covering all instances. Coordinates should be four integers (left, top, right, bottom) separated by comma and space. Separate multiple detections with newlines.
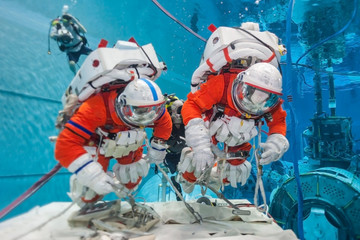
259, 134, 289, 165
67, 174, 101, 208
68, 155, 114, 195
185, 118, 214, 173
112, 159, 149, 184
146, 138, 167, 164
224, 160, 252, 187
177, 147, 195, 173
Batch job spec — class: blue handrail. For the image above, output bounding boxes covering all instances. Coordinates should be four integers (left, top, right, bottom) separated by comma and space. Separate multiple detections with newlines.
286, 0, 304, 239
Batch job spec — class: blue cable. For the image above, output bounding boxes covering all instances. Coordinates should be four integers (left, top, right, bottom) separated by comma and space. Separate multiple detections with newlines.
0, 88, 61, 104
151, 0, 207, 42
286, 0, 304, 239
295, 0, 358, 66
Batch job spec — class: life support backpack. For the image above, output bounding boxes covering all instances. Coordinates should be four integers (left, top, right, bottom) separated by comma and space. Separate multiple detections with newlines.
191, 23, 286, 122
55, 39, 167, 130
191, 22, 286, 93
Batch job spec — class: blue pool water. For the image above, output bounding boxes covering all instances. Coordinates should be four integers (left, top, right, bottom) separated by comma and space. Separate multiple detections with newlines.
0, 0, 360, 239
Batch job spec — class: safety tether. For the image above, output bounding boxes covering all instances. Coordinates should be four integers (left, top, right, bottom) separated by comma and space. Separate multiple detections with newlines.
151, 0, 207, 42
253, 121, 268, 213
0, 163, 63, 219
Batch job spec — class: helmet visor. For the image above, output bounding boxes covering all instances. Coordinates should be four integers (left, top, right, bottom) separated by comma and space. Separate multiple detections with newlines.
119, 102, 165, 126
232, 81, 279, 116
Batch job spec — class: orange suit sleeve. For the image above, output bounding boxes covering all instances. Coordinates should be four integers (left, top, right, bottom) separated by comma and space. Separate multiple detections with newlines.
266, 99, 287, 136
182, 75, 224, 125
153, 109, 172, 140
55, 95, 107, 168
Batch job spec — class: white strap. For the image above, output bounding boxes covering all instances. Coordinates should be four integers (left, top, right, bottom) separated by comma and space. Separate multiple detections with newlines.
103, 139, 116, 157
210, 116, 258, 146
119, 164, 128, 183
127, 130, 137, 145
254, 122, 268, 213
239, 161, 251, 185
229, 165, 237, 188
228, 117, 255, 138
101, 129, 146, 158
128, 163, 139, 183
112, 145, 127, 157
116, 131, 129, 145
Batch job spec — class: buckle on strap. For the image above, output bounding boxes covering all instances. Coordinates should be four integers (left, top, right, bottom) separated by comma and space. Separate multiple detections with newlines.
225, 150, 250, 159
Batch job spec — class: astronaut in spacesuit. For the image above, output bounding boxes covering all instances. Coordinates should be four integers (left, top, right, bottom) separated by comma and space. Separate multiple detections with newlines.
176, 22, 289, 193
55, 78, 172, 205
178, 62, 289, 193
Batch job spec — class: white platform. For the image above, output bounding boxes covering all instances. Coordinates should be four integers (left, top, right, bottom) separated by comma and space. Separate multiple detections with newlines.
0, 200, 298, 240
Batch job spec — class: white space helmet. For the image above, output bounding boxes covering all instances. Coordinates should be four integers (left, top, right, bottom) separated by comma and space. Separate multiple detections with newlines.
231, 62, 282, 116
116, 78, 165, 126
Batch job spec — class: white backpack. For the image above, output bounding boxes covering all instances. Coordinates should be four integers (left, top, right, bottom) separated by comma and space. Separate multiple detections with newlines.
191, 22, 286, 93
55, 40, 167, 129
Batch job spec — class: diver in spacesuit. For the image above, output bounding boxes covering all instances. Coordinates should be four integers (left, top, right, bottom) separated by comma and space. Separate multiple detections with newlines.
177, 22, 289, 193
55, 78, 172, 206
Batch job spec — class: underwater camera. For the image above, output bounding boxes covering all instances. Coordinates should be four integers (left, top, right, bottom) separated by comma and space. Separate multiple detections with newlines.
57, 29, 73, 44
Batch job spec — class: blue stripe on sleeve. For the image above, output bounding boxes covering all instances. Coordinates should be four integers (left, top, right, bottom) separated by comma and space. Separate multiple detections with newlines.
68, 120, 93, 136
74, 160, 94, 174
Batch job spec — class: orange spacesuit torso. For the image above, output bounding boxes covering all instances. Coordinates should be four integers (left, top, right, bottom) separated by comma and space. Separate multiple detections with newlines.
182, 73, 287, 136
181, 72, 287, 184
55, 89, 172, 170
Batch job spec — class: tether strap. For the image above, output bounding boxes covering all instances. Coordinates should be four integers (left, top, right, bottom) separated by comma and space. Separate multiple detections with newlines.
226, 151, 250, 159
223, 47, 232, 62
100, 91, 114, 130
212, 74, 231, 122
206, 59, 216, 72
220, 74, 230, 106
0, 163, 63, 219
262, 51, 276, 63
